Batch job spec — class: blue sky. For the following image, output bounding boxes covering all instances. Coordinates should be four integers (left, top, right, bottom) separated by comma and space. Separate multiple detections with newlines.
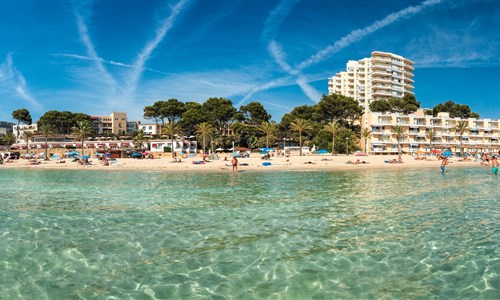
1, 0, 499, 123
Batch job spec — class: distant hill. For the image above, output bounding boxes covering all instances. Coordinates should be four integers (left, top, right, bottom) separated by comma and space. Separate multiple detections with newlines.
0, 121, 15, 133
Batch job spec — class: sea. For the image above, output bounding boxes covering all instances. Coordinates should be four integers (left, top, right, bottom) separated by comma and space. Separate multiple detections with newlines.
0, 167, 498, 299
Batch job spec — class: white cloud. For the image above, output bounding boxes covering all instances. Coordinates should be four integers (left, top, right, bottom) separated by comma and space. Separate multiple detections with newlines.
0, 54, 44, 113
297, 0, 443, 70
124, 0, 191, 101
262, 0, 300, 42
75, 13, 118, 89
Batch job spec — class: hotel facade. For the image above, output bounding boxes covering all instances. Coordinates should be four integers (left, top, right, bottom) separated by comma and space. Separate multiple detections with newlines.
362, 109, 500, 155
328, 51, 415, 112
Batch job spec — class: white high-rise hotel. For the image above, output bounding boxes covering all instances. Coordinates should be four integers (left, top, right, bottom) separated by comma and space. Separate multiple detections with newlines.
328, 51, 415, 111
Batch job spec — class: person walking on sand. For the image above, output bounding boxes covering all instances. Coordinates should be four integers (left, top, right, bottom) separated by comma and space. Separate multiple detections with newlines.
492, 155, 498, 175
440, 156, 448, 173
231, 156, 239, 173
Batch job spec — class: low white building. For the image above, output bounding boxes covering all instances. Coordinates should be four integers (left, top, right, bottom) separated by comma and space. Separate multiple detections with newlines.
149, 139, 197, 153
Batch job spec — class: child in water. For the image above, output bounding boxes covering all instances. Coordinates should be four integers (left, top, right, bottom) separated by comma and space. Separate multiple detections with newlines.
440, 156, 448, 173
492, 156, 498, 175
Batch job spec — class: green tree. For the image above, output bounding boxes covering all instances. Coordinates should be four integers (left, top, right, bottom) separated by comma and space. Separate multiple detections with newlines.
2, 132, 16, 147
453, 120, 470, 155
391, 125, 405, 157
279, 104, 317, 134
337, 128, 357, 155
22, 131, 34, 153
361, 127, 372, 154
433, 101, 479, 118
323, 120, 341, 155
289, 118, 313, 156
317, 93, 362, 125
238, 102, 271, 125
12, 108, 32, 138
143, 104, 162, 133
39, 110, 92, 135
161, 98, 186, 123
133, 130, 147, 150
38, 124, 54, 159
202, 97, 237, 135
388, 95, 420, 114
162, 121, 181, 158
196, 122, 215, 155
71, 120, 93, 156
257, 121, 277, 148
369, 100, 392, 113
179, 102, 206, 135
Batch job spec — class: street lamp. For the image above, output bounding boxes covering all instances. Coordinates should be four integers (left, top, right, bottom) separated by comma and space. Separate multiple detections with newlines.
345, 137, 349, 156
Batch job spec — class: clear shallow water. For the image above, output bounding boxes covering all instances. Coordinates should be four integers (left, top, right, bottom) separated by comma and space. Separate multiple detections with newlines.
0, 168, 498, 299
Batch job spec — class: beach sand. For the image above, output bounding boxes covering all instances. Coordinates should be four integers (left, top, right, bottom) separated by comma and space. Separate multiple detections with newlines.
1, 153, 480, 172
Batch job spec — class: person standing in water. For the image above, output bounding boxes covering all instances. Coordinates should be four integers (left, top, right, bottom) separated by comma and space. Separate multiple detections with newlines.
440, 156, 448, 173
492, 156, 499, 175
231, 156, 239, 173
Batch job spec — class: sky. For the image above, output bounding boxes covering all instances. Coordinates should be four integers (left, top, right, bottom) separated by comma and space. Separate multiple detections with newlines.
1, 0, 500, 124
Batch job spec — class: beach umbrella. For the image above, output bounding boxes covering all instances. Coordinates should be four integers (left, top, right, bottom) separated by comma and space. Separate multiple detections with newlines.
316, 149, 329, 154
442, 150, 452, 157
52, 154, 62, 160
230, 153, 241, 157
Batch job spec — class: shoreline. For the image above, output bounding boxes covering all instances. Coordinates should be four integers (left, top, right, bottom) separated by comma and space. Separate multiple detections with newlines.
0, 154, 482, 173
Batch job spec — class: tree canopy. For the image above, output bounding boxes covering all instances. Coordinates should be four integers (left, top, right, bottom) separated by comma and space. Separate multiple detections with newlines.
238, 101, 271, 125
369, 94, 420, 114
38, 110, 92, 135
432, 101, 479, 118
317, 93, 362, 124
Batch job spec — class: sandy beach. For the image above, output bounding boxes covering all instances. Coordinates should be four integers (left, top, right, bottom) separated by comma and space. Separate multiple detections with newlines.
0, 153, 480, 172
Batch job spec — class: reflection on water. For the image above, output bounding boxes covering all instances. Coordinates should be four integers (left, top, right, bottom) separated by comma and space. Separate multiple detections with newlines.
0, 168, 498, 299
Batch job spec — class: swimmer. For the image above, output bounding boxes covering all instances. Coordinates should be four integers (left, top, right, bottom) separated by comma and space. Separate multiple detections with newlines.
492, 156, 498, 175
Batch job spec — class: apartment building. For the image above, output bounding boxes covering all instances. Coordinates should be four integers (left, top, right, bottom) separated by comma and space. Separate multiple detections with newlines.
362, 109, 500, 155
91, 112, 127, 136
328, 51, 415, 111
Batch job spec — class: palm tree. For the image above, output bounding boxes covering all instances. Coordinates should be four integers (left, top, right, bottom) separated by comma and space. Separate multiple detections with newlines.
290, 118, 313, 156
71, 121, 93, 157
196, 122, 215, 155
453, 120, 470, 156
324, 120, 341, 155
257, 121, 277, 148
162, 121, 181, 158
133, 130, 147, 150
2, 132, 16, 147
22, 131, 34, 154
38, 124, 54, 159
361, 127, 372, 154
426, 129, 437, 152
391, 125, 405, 158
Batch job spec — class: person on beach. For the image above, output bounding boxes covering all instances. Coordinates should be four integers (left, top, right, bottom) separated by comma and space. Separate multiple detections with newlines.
440, 156, 448, 173
231, 156, 238, 173
492, 156, 498, 175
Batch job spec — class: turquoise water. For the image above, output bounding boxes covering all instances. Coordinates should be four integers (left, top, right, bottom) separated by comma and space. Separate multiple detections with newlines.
0, 168, 498, 299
